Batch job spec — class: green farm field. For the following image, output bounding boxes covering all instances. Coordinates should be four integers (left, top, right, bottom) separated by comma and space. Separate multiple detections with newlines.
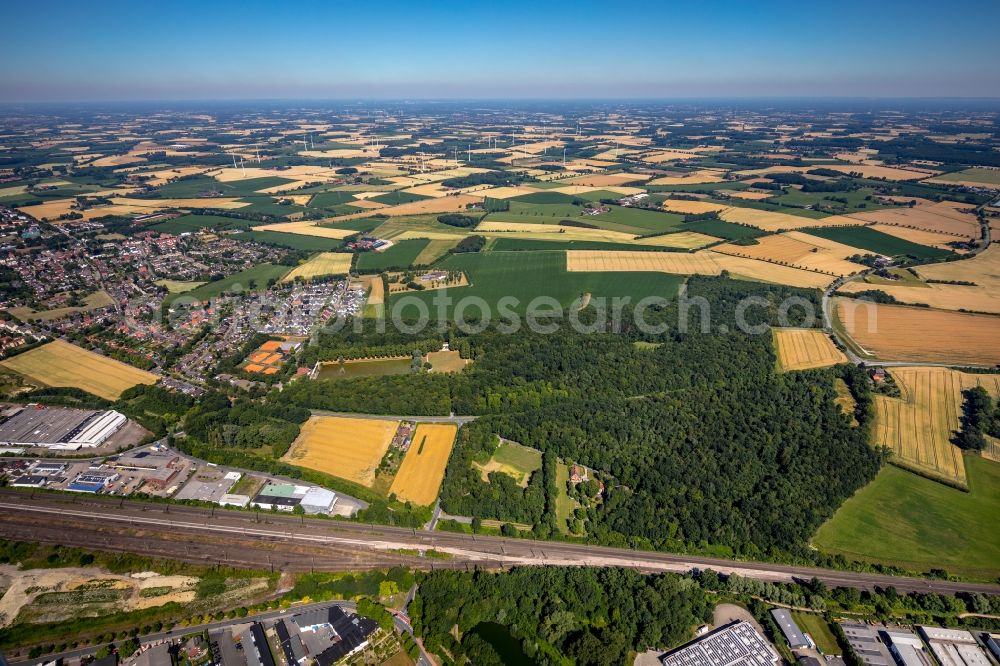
233, 230, 344, 251
930, 167, 1000, 185
681, 218, 762, 241
149, 214, 253, 234
355, 239, 431, 271
812, 456, 1000, 579
165, 263, 289, 305
390, 250, 684, 318
801, 225, 952, 261
144, 175, 295, 198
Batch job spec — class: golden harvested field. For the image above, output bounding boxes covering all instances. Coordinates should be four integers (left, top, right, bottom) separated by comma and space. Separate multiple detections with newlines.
773, 328, 847, 371
16, 198, 76, 221
847, 201, 980, 238
0, 339, 157, 401
714, 231, 865, 277
475, 221, 716, 248
637, 231, 720, 249
425, 350, 470, 373
565, 250, 834, 288
719, 207, 859, 232
279, 252, 353, 283
388, 424, 457, 505
835, 298, 1000, 364
840, 244, 1000, 314
283, 416, 399, 487
110, 196, 251, 210
473, 186, 545, 199
726, 190, 778, 201
734, 164, 934, 181
332, 194, 485, 221
562, 173, 652, 187
837, 281, 1000, 315
660, 199, 728, 215
476, 220, 639, 243
870, 367, 1000, 487
647, 169, 726, 186
641, 149, 706, 163
548, 185, 646, 197
251, 221, 357, 239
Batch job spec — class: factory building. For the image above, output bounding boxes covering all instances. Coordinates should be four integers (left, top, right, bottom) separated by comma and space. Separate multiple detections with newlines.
0, 406, 127, 450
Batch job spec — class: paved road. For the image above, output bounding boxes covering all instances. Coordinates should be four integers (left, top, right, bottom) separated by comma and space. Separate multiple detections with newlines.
822, 221, 994, 368
311, 410, 477, 425
0, 492, 996, 597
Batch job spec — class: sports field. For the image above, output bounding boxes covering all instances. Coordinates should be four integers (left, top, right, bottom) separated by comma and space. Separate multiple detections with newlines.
0, 339, 158, 401
835, 299, 1000, 365
279, 252, 352, 283
283, 415, 399, 487
812, 457, 1000, 579
388, 423, 457, 505
425, 350, 469, 373
772, 328, 847, 371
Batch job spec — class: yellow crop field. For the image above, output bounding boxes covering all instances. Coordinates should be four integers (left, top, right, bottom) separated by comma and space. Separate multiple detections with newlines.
279, 253, 353, 283
283, 416, 399, 487
870, 367, 1000, 488
660, 199, 728, 215
562, 173, 651, 187
109, 196, 251, 210
566, 250, 834, 288
0, 339, 158, 401
251, 221, 357, 239
719, 207, 859, 232
638, 231, 720, 249
726, 190, 777, 201
835, 298, 1000, 365
714, 231, 865, 277
772, 328, 847, 371
847, 201, 979, 238
388, 424, 458, 505
647, 169, 726, 186
17, 198, 77, 221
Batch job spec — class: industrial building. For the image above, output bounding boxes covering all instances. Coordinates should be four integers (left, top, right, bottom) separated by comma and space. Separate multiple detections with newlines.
250, 482, 307, 512
250, 482, 338, 514
660, 621, 780, 666
881, 629, 932, 666
840, 622, 893, 666
300, 487, 338, 514
0, 406, 127, 450
918, 627, 992, 666
771, 609, 810, 649
290, 606, 379, 666
66, 470, 120, 493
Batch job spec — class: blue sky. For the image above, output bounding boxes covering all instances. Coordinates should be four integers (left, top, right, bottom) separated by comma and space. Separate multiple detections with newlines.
2, 0, 999, 101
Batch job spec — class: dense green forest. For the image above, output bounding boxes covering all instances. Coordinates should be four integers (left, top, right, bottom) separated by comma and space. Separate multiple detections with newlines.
412, 566, 1000, 666
411, 567, 711, 666
273, 277, 881, 556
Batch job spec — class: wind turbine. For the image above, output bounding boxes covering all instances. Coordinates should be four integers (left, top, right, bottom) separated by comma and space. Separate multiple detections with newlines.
254, 144, 261, 164
240, 158, 246, 177
467, 145, 472, 163
230, 152, 237, 169
563, 148, 566, 165
302, 135, 308, 151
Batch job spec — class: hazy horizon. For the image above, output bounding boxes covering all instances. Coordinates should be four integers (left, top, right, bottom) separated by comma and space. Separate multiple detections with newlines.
3, 0, 999, 103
